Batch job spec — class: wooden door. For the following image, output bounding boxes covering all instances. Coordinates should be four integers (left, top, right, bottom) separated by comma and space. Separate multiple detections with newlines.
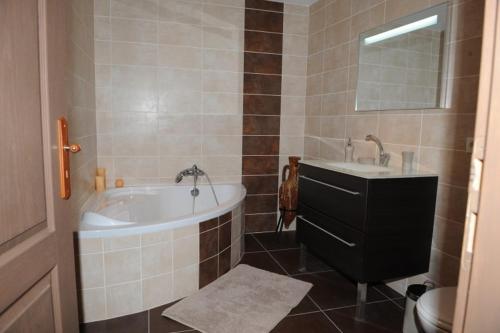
0, 0, 78, 332
453, 0, 500, 331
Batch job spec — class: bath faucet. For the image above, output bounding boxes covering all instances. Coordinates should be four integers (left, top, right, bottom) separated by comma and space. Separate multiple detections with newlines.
175, 164, 205, 185
365, 134, 390, 166
174, 165, 220, 206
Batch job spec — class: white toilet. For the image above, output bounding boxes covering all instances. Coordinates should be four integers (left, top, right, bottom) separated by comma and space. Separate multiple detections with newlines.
416, 287, 457, 333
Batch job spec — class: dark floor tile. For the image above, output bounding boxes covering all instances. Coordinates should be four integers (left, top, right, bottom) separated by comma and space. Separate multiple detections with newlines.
294, 271, 386, 310
270, 248, 333, 275
253, 231, 298, 251
392, 297, 406, 309
80, 311, 148, 333
149, 303, 200, 333
240, 252, 286, 275
271, 312, 341, 333
325, 300, 405, 333
244, 234, 265, 252
373, 284, 405, 300
289, 295, 320, 316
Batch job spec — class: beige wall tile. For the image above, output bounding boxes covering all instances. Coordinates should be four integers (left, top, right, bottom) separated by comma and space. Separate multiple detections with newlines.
104, 249, 141, 285
110, 0, 159, 20
173, 264, 199, 299
141, 229, 173, 245
203, 93, 242, 114
378, 114, 422, 146
203, 49, 243, 72
81, 288, 106, 322
103, 235, 140, 251
112, 42, 158, 66
173, 234, 199, 269
203, 27, 244, 50
142, 242, 173, 277
287, 13, 311, 35
202, 5, 244, 29
142, 273, 174, 309
106, 281, 143, 318
421, 114, 475, 150
111, 18, 157, 43
159, 45, 202, 69
345, 115, 378, 140
159, 0, 203, 24
79, 254, 104, 289
78, 238, 103, 255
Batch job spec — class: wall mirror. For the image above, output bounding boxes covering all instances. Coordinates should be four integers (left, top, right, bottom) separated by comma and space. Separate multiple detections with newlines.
355, 3, 450, 111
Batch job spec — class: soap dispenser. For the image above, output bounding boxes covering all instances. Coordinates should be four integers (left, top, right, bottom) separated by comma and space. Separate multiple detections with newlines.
345, 137, 354, 162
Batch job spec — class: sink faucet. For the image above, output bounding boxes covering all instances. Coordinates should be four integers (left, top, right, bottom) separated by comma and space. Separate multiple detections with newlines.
365, 134, 390, 166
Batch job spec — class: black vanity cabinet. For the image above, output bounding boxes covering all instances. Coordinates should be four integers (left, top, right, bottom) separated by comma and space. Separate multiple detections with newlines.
297, 162, 438, 283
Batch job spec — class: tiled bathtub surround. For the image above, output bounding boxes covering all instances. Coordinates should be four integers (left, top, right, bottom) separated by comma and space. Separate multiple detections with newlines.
242, 0, 309, 232
69, 0, 97, 227
94, 0, 245, 185
304, 0, 483, 287
76, 204, 244, 323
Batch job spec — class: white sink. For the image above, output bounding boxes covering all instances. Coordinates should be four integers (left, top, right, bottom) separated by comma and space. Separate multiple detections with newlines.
325, 162, 391, 173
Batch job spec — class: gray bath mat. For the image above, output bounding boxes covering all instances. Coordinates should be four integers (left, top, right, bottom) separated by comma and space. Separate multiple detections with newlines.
162, 264, 313, 333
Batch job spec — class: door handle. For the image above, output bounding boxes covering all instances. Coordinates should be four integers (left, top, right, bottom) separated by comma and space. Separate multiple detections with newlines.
57, 117, 81, 199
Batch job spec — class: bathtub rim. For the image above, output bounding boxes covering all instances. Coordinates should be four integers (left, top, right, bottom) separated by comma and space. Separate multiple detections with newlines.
77, 183, 246, 239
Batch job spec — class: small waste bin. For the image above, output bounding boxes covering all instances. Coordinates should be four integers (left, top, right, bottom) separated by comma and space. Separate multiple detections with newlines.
403, 284, 428, 333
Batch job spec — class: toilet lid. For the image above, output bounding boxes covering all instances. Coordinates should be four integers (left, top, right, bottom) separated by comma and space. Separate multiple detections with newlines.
416, 287, 457, 331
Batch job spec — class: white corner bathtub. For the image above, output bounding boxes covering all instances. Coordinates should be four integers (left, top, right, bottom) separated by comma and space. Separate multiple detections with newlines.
79, 183, 246, 238
76, 183, 246, 323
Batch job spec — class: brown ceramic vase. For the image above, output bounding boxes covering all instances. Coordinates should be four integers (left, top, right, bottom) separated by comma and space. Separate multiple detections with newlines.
279, 156, 301, 228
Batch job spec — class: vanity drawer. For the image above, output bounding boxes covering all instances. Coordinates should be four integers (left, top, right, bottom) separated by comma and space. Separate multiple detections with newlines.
296, 209, 364, 280
299, 165, 367, 230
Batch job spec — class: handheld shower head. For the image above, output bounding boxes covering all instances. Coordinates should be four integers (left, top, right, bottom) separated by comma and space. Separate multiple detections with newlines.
175, 174, 183, 183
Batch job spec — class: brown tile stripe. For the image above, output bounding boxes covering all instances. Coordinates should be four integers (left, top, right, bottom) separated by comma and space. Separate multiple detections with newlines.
245, 31, 283, 54
242, 2, 283, 233
245, 0, 284, 12
245, 9, 284, 33
243, 95, 281, 115
244, 52, 283, 74
199, 210, 236, 287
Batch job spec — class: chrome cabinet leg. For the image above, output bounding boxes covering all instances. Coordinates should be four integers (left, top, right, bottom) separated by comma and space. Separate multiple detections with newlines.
355, 282, 367, 321
298, 243, 307, 272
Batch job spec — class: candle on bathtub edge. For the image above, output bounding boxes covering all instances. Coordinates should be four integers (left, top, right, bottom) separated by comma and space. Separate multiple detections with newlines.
115, 178, 125, 188
96, 168, 106, 188
95, 176, 106, 193
96, 167, 106, 177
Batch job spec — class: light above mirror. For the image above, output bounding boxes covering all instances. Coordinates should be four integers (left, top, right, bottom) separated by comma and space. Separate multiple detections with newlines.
355, 3, 450, 112
364, 15, 438, 46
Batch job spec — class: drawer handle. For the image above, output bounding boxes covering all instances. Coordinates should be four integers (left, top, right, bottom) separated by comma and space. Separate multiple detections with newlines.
298, 215, 356, 248
299, 175, 361, 196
